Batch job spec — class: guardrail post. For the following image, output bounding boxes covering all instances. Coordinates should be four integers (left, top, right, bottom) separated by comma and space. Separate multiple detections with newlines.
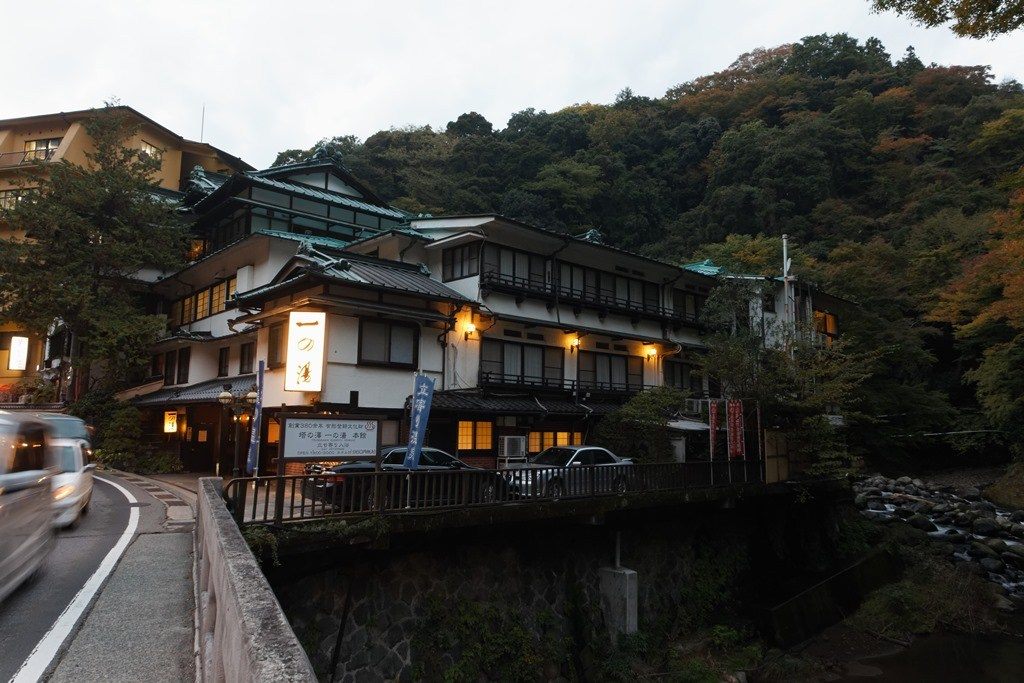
235, 479, 248, 525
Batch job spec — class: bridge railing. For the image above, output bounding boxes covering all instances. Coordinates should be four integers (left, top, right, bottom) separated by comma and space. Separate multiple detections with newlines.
224, 459, 764, 526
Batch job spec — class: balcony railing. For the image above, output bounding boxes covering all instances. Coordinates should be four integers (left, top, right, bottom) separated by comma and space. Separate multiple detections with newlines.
224, 459, 766, 525
0, 149, 57, 168
478, 370, 649, 395
480, 270, 700, 326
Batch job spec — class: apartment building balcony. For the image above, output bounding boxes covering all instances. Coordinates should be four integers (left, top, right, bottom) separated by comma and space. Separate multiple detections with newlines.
480, 269, 699, 327
0, 149, 56, 168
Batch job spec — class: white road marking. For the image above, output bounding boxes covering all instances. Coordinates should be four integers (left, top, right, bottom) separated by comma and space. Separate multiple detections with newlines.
8, 475, 140, 683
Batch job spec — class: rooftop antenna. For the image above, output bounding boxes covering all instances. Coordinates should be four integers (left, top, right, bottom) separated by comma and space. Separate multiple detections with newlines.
200, 104, 206, 142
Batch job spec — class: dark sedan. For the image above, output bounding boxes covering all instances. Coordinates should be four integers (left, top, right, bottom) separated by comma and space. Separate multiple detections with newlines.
302, 446, 507, 511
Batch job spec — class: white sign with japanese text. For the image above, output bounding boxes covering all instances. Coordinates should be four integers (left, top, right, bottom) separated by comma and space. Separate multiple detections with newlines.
285, 311, 326, 392
280, 417, 379, 459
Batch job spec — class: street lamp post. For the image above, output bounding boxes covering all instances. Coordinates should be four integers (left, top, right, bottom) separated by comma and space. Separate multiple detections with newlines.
218, 384, 259, 478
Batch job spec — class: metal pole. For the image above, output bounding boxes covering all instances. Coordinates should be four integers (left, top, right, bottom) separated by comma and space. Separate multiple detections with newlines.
231, 412, 242, 478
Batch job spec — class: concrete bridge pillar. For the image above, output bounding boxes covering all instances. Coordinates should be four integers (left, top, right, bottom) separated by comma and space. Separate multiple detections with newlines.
599, 566, 638, 640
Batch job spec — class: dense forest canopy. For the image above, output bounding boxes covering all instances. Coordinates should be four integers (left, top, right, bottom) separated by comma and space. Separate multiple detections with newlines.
275, 33, 1024, 465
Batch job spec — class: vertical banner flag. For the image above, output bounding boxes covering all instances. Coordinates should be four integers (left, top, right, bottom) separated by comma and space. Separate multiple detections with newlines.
245, 360, 264, 475
727, 399, 745, 459
403, 373, 435, 469
709, 400, 719, 459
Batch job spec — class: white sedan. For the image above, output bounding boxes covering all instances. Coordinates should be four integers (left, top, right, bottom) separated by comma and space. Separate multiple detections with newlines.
34, 413, 95, 528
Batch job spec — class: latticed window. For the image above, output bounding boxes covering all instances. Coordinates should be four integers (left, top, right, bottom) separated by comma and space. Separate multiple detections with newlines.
528, 431, 583, 453
457, 421, 493, 451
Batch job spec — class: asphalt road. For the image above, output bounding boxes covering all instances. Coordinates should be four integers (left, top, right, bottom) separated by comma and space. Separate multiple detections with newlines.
0, 478, 131, 682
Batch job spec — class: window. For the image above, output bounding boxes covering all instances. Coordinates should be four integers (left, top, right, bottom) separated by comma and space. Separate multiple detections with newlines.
239, 342, 254, 374
527, 431, 582, 453
813, 310, 838, 346
140, 140, 163, 162
358, 320, 418, 368
672, 289, 705, 321
23, 137, 61, 161
9, 425, 47, 472
170, 276, 237, 326
457, 421, 493, 450
481, 244, 547, 289
176, 347, 191, 385
762, 290, 776, 313
480, 339, 563, 387
0, 189, 22, 210
578, 351, 643, 391
267, 323, 285, 367
163, 350, 177, 385
581, 449, 616, 465
217, 347, 230, 377
442, 244, 479, 281
150, 353, 164, 378
664, 359, 702, 395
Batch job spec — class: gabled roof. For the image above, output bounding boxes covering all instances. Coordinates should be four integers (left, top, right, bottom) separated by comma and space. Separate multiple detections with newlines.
189, 165, 408, 220
236, 244, 471, 306
256, 149, 388, 206
132, 374, 257, 407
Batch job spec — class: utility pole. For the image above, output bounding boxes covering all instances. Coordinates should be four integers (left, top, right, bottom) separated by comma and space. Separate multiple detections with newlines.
782, 234, 794, 358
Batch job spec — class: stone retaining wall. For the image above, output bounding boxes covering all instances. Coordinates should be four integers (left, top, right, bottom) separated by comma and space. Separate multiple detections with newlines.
195, 477, 316, 682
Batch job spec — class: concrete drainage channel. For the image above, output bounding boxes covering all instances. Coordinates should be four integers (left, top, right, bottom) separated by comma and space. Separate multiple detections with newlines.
195, 478, 316, 682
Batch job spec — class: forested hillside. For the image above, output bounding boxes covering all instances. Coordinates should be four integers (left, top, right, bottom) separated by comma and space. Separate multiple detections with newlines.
275, 33, 1024, 466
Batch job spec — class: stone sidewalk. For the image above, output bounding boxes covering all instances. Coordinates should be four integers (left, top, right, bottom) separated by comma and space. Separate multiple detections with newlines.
47, 470, 199, 682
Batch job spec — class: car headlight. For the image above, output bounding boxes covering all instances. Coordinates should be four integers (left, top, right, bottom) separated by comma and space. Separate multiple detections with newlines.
53, 484, 75, 501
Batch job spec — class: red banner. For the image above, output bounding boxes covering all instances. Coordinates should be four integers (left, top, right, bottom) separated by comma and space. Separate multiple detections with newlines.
709, 401, 719, 459
727, 399, 745, 459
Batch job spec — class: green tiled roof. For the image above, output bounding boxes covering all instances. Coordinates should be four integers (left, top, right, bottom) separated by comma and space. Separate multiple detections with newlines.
682, 259, 725, 277
244, 173, 409, 220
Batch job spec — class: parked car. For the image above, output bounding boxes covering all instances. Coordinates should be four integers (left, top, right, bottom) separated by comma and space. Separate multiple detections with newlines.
303, 446, 508, 511
0, 411, 56, 604
35, 414, 95, 527
508, 445, 634, 499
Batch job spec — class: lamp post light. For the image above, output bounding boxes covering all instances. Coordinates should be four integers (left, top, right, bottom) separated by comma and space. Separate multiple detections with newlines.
218, 384, 258, 478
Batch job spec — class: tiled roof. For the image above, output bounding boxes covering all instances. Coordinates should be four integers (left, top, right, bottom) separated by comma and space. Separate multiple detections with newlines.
244, 173, 409, 220
132, 374, 257, 407
236, 247, 472, 305
426, 392, 625, 416
682, 259, 725, 277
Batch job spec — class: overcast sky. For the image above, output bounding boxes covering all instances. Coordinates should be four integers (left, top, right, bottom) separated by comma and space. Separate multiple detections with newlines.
5, 1, 1022, 168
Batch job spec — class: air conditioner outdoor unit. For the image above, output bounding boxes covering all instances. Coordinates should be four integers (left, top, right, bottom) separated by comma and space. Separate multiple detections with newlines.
683, 398, 703, 415
498, 435, 528, 468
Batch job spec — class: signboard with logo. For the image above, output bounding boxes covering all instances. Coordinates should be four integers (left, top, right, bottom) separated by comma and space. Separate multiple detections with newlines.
163, 410, 178, 434
403, 373, 435, 469
726, 399, 745, 459
8, 336, 28, 371
285, 311, 327, 392
279, 415, 379, 460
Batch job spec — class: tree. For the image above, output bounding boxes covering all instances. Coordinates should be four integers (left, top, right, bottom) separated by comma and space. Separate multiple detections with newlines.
446, 112, 494, 137
870, 0, 1024, 38
0, 105, 188, 394
593, 386, 688, 463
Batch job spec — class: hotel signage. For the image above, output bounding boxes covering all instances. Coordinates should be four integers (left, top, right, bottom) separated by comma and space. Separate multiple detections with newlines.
163, 410, 178, 434
285, 311, 326, 392
8, 336, 28, 371
279, 416, 379, 460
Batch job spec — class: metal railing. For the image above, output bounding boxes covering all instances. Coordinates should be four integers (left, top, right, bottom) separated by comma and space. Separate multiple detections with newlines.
479, 270, 700, 326
477, 371, 650, 395
224, 459, 764, 526
0, 149, 57, 168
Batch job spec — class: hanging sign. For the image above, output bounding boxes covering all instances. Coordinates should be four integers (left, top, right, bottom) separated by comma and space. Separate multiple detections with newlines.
245, 360, 264, 475
163, 410, 178, 434
403, 374, 435, 469
285, 311, 326, 392
279, 415, 379, 460
727, 399, 745, 459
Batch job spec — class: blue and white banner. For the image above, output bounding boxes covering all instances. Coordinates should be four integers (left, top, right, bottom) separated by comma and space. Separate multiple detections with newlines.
245, 360, 264, 475
403, 373, 435, 469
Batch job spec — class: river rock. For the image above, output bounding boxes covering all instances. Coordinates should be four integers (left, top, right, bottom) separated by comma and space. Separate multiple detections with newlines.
867, 500, 886, 511
855, 493, 870, 509
1010, 510, 1024, 523
963, 487, 982, 501
973, 518, 1001, 536
1006, 545, 1024, 560
984, 538, 1009, 553
908, 514, 937, 532
896, 476, 913, 486
1001, 552, 1024, 570
981, 557, 1006, 574
970, 542, 1000, 560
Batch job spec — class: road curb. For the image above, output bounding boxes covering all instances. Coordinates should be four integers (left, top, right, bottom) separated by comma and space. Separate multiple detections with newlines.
103, 469, 196, 530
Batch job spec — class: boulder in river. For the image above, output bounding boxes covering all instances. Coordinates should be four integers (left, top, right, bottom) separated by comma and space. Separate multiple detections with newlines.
963, 487, 982, 501
969, 542, 1000, 560
981, 557, 1006, 574
908, 514, 937, 532
973, 518, 1001, 536
1010, 510, 1024, 523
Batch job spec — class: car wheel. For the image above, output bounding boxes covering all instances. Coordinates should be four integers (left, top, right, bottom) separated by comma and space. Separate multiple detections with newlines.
81, 494, 91, 514
549, 481, 565, 501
